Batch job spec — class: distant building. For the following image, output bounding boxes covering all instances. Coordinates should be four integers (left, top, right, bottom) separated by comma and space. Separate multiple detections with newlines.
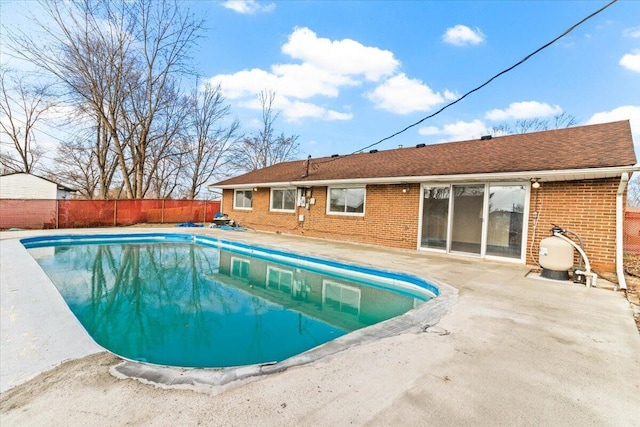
0, 173, 76, 200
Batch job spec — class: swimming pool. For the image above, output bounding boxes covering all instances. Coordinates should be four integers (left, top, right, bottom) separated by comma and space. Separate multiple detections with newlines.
21, 233, 439, 369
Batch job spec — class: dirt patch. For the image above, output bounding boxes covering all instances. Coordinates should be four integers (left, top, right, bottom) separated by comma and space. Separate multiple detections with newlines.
0, 353, 121, 413
0, 352, 220, 425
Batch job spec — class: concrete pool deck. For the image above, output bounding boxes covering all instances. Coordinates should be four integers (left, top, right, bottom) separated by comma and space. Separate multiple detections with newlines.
1, 227, 639, 425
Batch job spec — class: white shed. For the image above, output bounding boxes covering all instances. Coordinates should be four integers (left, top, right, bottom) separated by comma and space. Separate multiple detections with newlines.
0, 173, 75, 199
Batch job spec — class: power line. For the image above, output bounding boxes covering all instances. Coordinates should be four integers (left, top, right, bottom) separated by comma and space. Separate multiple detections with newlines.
315, 0, 617, 165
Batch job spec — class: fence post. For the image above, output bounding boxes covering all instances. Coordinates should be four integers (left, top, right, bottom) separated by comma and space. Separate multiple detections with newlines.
114, 199, 117, 226
56, 199, 59, 229
162, 199, 165, 224
203, 200, 207, 223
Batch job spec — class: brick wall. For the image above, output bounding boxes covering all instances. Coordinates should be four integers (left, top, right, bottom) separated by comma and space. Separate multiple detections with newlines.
526, 178, 620, 273
223, 183, 422, 249
223, 178, 620, 272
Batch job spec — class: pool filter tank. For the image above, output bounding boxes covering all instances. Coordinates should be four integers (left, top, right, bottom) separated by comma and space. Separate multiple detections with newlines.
539, 228, 574, 281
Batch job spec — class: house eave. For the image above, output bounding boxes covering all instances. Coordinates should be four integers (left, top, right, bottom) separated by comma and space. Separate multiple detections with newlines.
209, 165, 640, 190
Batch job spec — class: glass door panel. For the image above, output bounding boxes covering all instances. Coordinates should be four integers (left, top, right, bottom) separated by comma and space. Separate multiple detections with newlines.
486, 185, 525, 258
421, 186, 450, 249
451, 185, 484, 255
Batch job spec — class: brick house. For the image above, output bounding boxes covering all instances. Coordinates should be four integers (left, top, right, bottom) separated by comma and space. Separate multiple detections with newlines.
211, 120, 637, 285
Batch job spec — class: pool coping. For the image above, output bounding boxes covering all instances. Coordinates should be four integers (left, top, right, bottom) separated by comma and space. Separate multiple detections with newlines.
1, 228, 458, 392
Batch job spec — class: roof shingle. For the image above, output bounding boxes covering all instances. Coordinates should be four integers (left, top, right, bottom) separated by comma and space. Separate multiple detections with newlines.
214, 120, 636, 187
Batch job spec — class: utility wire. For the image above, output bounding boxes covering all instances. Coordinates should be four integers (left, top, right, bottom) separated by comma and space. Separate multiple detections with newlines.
315, 0, 617, 165
1, 0, 619, 173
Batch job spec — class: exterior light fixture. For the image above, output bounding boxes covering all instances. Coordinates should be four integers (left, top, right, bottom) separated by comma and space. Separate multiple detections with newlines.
531, 178, 541, 189
253, 187, 258, 192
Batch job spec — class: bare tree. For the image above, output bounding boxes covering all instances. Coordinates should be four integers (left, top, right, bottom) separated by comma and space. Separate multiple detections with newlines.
181, 82, 240, 199
627, 174, 640, 207
148, 154, 182, 199
5, 0, 204, 198
50, 140, 99, 199
50, 119, 119, 199
231, 90, 300, 172
550, 112, 578, 129
0, 67, 54, 173
489, 112, 579, 136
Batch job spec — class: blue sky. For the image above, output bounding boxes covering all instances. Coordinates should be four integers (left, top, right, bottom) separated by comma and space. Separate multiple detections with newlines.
1, 0, 640, 160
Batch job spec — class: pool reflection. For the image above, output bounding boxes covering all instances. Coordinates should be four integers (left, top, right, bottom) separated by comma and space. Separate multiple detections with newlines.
29, 243, 426, 368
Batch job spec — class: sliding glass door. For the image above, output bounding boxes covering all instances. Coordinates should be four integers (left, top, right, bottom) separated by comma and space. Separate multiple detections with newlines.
451, 185, 484, 255
421, 186, 450, 250
486, 185, 526, 258
420, 183, 527, 260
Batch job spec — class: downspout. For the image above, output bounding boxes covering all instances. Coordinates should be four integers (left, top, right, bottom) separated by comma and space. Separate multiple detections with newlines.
616, 172, 629, 291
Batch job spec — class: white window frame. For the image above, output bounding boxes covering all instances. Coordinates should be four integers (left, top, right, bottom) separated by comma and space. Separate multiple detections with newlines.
270, 187, 297, 212
326, 185, 366, 216
265, 266, 294, 293
230, 257, 250, 280
322, 280, 361, 315
233, 189, 253, 210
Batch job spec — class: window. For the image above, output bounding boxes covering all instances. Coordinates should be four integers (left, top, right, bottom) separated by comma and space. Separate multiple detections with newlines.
230, 257, 250, 280
266, 266, 293, 293
270, 188, 296, 212
328, 186, 365, 215
234, 189, 253, 209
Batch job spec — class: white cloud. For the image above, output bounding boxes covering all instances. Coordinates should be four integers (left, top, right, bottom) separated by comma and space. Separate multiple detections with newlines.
227, 88, 352, 124
236, 92, 288, 111
283, 101, 326, 121
270, 63, 358, 98
443, 89, 458, 101
208, 27, 456, 124
221, 0, 275, 14
418, 119, 487, 142
620, 52, 640, 73
417, 126, 440, 136
281, 27, 399, 82
208, 27, 409, 123
623, 27, 640, 38
209, 68, 279, 99
282, 101, 353, 123
485, 101, 562, 121
209, 64, 350, 100
442, 25, 485, 46
325, 110, 353, 121
367, 73, 444, 115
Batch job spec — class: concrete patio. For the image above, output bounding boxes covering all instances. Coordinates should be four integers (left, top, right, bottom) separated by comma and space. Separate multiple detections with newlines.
1, 227, 638, 426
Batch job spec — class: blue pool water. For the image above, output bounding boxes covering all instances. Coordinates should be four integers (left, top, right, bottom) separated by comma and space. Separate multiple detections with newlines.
22, 234, 437, 368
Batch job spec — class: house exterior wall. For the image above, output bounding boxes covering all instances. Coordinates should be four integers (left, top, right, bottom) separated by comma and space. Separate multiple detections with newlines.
223, 183, 422, 249
0, 174, 58, 199
526, 178, 620, 273
223, 177, 620, 273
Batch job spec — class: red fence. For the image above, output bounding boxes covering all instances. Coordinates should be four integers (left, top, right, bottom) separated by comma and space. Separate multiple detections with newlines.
625, 207, 640, 255
0, 199, 221, 230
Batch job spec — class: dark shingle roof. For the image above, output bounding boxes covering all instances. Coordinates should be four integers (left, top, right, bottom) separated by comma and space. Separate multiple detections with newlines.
214, 120, 636, 187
